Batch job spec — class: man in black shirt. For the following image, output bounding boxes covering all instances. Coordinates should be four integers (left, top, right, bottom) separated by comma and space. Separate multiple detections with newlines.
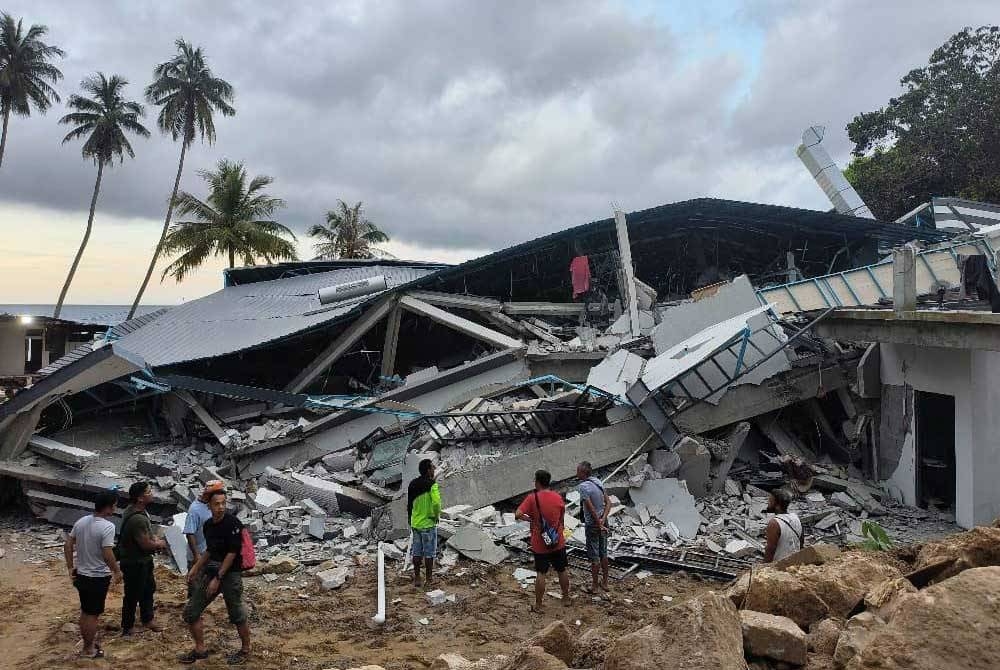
179, 490, 251, 665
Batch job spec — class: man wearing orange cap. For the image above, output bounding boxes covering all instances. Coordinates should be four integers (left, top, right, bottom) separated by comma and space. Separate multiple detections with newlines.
184, 481, 225, 564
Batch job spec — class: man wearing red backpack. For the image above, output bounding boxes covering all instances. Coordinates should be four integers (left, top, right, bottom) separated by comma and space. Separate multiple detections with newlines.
179, 490, 252, 665
515, 469, 570, 613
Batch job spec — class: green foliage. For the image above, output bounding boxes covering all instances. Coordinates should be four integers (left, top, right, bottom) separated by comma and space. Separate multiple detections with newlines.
846, 25, 1000, 219
59, 73, 150, 165
145, 38, 234, 147
308, 200, 391, 259
860, 520, 893, 552
161, 159, 298, 280
0, 12, 65, 117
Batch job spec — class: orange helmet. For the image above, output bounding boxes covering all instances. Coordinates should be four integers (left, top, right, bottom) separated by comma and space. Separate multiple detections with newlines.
203, 480, 226, 495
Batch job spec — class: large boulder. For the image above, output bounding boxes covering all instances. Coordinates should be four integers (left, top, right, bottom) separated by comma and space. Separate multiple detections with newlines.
792, 553, 901, 619
740, 610, 808, 665
863, 577, 916, 620
807, 618, 844, 656
911, 526, 1000, 584
500, 647, 566, 670
604, 592, 743, 670
833, 612, 885, 668
728, 568, 830, 629
525, 621, 575, 665
774, 543, 842, 570
846, 567, 1000, 670
572, 628, 610, 668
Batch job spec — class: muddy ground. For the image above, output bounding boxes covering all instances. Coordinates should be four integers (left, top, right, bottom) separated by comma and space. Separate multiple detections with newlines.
0, 520, 714, 670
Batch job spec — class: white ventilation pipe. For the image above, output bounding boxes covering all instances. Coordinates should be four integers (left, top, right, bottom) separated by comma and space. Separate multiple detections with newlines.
796, 126, 875, 219
371, 544, 386, 626
318, 275, 388, 305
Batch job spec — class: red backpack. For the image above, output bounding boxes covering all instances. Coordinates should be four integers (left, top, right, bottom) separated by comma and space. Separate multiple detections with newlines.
240, 527, 256, 570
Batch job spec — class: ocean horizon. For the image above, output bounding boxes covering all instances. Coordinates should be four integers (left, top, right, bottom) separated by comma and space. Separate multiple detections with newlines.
0, 304, 171, 326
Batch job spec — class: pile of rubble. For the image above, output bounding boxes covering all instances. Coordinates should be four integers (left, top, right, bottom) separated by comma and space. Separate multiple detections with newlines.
407, 525, 1000, 670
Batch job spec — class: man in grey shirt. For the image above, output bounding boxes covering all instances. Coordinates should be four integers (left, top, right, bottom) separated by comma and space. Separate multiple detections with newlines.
576, 461, 610, 592
64, 492, 122, 659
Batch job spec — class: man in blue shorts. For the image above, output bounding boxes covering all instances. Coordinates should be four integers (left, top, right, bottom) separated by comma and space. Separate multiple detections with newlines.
407, 458, 441, 587
577, 461, 610, 592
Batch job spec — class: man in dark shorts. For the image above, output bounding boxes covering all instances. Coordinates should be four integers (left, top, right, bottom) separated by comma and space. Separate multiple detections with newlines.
180, 489, 251, 665
576, 461, 610, 593
515, 469, 570, 612
64, 491, 122, 659
118, 481, 167, 635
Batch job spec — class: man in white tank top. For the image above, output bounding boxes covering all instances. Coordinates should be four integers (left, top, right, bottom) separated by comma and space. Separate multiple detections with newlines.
763, 487, 803, 563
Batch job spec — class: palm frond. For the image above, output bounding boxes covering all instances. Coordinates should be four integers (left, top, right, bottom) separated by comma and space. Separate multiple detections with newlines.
59, 72, 148, 164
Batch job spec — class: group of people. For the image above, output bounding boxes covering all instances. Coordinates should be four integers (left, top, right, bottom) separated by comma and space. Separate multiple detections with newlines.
406, 459, 612, 613
64, 480, 252, 664
406, 458, 804, 612
64, 459, 804, 661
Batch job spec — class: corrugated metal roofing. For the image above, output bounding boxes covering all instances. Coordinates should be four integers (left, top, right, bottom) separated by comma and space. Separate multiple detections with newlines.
115, 265, 435, 367
35, 343, 93, 378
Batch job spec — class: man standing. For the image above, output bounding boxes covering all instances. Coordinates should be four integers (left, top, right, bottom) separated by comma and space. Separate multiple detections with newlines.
407, 458, 441, 588
64, 492, 122, 659
576, 461, 610, 592
763, 487, 803, 563
184, 480, 226, 565
516, 469, 570, 612
118, 481, 167, 636
180, 489, 251, 665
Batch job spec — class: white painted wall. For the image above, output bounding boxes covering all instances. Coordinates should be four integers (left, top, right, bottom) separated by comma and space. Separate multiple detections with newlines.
0, 322, 25, 376
969, 350, 1000, 525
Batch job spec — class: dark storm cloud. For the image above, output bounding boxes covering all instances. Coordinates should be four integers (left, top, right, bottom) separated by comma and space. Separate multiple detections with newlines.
0, 0, 997, 253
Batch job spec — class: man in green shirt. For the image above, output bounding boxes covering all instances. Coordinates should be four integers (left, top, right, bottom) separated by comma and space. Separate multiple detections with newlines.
407, 459, 441, 587
118, 481, 167, 635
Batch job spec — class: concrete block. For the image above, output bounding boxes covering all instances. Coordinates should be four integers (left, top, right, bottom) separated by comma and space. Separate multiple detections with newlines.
725, 539, 756, 558
309, 515, 326, 540
740, 610, 807, 665
300, 498, 325, 517
28, 436, 97, 468
446, 525, 508, 565
253, 487, 290, 511
630, 478, 700, 539
648, 449, 681, 476
137, 457, 173, 478
317, 566, 350, 590
675, 437, 711, 498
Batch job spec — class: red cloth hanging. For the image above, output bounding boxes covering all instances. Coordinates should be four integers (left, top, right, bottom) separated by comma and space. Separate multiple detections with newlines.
570, 255, 591, 299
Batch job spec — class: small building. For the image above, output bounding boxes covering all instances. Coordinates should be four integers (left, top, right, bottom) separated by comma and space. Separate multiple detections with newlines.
817, 309, 1000, 528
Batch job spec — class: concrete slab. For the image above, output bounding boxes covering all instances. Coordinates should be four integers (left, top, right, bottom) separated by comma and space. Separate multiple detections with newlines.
446, 525, 509, 565
162, 512, 190, 573
629, 479, 700, 539
586, 349, 646, 398
28, 436, 97, 468
675, 437, 710, 498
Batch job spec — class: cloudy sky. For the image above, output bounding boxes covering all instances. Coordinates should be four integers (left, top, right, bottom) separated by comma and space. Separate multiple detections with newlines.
0, 0, 995, 305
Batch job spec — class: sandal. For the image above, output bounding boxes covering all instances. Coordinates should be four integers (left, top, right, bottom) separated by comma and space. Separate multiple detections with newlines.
227, 650, 250, 665
178, 649, 210, 664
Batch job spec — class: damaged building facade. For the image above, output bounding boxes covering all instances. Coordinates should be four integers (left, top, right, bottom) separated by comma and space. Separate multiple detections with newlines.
1, 195, 997, 580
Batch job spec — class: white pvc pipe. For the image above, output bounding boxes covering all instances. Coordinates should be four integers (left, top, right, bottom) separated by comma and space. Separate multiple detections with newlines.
372, 544, 386, 626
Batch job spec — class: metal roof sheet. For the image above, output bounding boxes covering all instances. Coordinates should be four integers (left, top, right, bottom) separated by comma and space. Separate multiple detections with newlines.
114, 265, 435, 367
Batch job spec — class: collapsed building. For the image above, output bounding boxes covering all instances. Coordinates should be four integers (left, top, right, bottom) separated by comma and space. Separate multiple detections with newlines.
1, 194, 996, 581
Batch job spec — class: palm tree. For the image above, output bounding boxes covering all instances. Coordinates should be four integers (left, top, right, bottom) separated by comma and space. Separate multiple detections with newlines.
127, 38, 234, 318
0, 13, 65, 168
159, 159, 298, 281
308, 200, 390, 259
54, 74, 149, 318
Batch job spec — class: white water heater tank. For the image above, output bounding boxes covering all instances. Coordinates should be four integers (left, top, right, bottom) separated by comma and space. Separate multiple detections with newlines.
317, 274, 388, 304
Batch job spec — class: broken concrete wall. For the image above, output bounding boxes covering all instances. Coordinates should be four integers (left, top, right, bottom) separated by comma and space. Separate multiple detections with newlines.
878, 383, 912, 482
0, 321, 25, 376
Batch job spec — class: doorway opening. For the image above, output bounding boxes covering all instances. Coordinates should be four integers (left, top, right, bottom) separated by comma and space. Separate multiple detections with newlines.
914, 391, 956, 510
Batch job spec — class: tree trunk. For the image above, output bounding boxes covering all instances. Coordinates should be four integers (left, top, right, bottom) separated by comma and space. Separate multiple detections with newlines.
54, 161, 104, 319
0, 107, 10, 170
128, 140, 188, 319
229, 246, 234, 268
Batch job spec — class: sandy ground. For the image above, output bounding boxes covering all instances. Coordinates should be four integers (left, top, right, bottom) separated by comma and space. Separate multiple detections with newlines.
0, 529, 714, 670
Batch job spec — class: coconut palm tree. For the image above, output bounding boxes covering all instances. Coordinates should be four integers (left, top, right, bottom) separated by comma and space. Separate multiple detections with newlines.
127, 38, 234, 318
0, 13, 65, 168
308, 200, 390, 259
159, 159, 298, 281
54, 73, 149, 318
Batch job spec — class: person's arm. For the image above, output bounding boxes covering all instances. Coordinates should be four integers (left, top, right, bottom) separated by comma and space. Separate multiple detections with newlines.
185, 534, 201, 563
64, 534, 76, 579
763, 518, 780, 563
583, 498, 604, 530
207, 551, 237, 597
187, 549, 210, 584
430, 483, 442, 524
183, 513, 202, 563
601, 491, 611, 525
102, 546, 123, 586
136, 518, 167, 552
515, 497, 531, 522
